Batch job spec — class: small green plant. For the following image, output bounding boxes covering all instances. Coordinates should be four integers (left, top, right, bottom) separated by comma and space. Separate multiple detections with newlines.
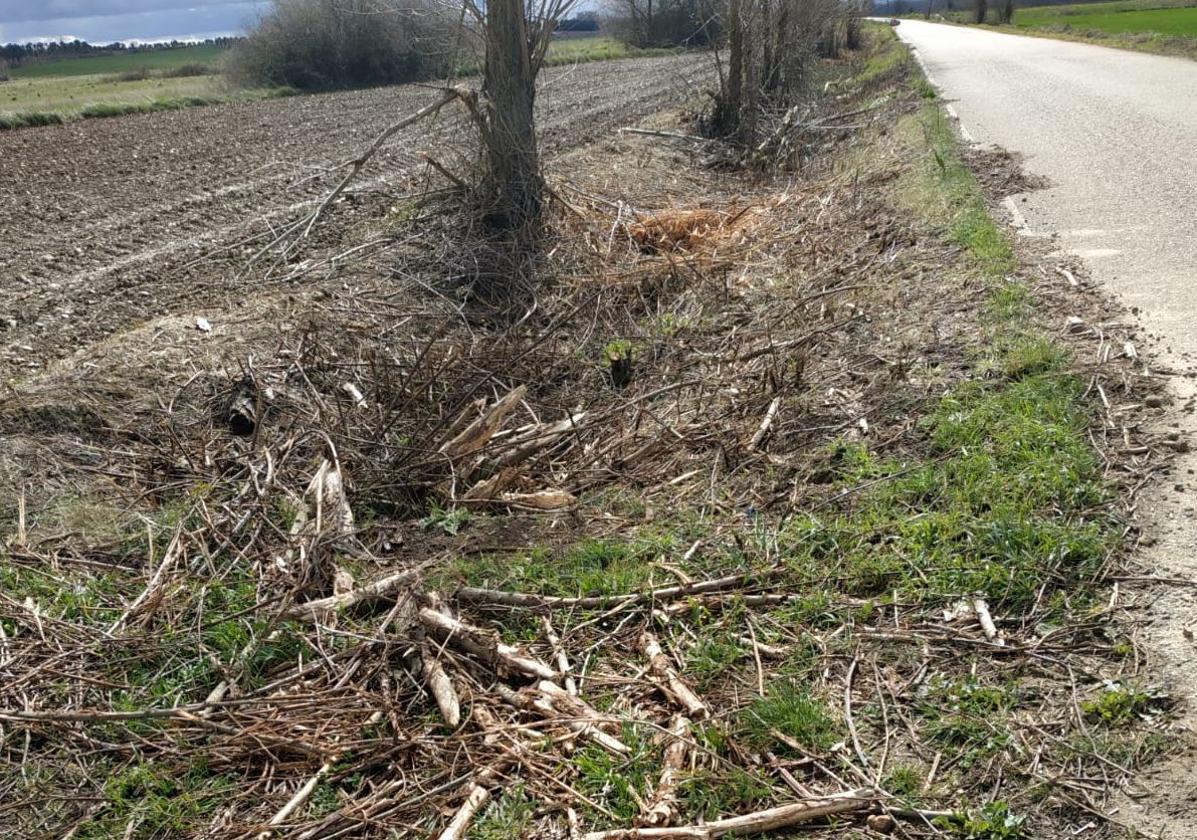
650, 312, 692, 337
940, 801, 1027, 839
420, 505, 471, 535
884, 764, 925, 798
603, 338, 636, 388
308, 782, 341, 817
1082, 681, 1154, 724
472, 786, 536, 839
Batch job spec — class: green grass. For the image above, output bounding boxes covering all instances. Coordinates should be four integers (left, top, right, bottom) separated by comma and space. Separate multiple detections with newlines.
79, 94, 226, 118
0, 84, 297, 129
855, 30, 915, 86
739, 684, 841, 754
438, 536, 679, 599
0, 72, 227, 121
896, 103, 1015, 276
543, 36, 678, 66
8, 44, 228, 80
933, 0, 1197, 59
780, 362, 1110, 613
0, 111, 64, 129
452, 36, 678, 75
74, 761, 236, 840
1013, 0, 1197, 34
573, 724, 657, 824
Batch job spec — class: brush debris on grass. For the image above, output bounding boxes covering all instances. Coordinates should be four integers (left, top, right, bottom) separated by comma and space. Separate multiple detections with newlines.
0, 26, 1178, 840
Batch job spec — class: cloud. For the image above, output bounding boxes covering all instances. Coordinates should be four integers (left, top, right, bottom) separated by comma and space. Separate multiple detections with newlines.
0, 2, 267, 42
0, 1, 255, 25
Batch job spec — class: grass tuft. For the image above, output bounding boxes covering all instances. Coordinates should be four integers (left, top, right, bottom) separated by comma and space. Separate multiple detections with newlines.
0, 110, 65, 130
740, 683, 840, 753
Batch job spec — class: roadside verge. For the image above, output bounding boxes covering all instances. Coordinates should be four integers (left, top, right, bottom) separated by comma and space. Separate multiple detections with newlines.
0, 26, 1178, 839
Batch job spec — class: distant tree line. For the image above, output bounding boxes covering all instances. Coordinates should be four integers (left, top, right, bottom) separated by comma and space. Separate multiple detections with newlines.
556, 14, 601, 31
602, 0, 720, 48
0, 37, 240, 68
225, 0, 459, 91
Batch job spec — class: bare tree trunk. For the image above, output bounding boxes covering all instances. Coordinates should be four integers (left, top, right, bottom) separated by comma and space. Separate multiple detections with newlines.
723, 0, 744, 134
973, 0, 988, 23
768, 1, 789, 92
482, 0, 542, 230
760, 0, 774, 92
999, 0, 1014, 23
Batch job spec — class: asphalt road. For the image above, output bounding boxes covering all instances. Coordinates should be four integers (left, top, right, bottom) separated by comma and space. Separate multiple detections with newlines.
895, 20, 1197, 347
894, 21, 1197, 833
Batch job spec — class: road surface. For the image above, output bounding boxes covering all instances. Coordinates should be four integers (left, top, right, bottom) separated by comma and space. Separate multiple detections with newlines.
894, 20, 1197, 834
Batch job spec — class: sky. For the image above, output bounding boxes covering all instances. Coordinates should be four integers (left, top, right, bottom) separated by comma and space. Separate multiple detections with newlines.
0, 0, 271, 44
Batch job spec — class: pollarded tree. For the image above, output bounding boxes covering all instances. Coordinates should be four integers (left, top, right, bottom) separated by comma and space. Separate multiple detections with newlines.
462, 0, 579, 232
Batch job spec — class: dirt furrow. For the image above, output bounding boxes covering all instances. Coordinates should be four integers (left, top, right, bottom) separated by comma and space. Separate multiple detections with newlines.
0, 54, 711, 376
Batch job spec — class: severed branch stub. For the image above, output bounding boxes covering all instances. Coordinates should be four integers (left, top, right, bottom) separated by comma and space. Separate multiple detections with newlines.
642, 631, 708, 720
285, 566, 425, 622
583, 788, 880, 839
748, 396, 781, 452
420, 642, 462, 728
435, 705, 521, 840
257, 759, 335, 839
973, 598, 1003, 645
439, 385, 527, 461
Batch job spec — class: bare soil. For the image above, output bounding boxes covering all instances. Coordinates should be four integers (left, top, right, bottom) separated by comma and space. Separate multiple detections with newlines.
0, 54, 710, 378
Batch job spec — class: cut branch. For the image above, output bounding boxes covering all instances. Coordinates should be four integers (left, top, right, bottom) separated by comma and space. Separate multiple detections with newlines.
642, 632, 707, 720
421, 643, 462, 728
419, 606, 557, 680
304, 87, 464, 239
496, 682, 629, 754
440, 385, 528, 460
637, 714, 691, 827
581, 788, 880, 839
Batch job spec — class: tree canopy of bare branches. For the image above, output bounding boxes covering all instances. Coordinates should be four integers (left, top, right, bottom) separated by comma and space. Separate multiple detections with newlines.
604, 0, 716, 48
712, 0, 864, 145
226, 0, 459, 90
